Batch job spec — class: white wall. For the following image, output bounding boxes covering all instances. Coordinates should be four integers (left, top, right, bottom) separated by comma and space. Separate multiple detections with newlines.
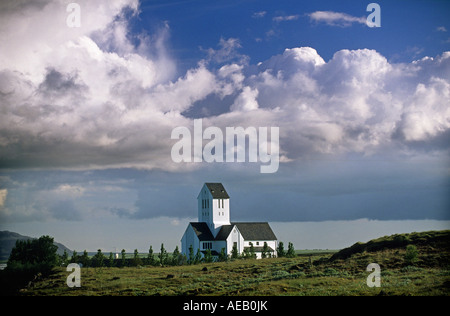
224, 226, 244, 256
181, 225, 200, 256
243, 240, 277, 259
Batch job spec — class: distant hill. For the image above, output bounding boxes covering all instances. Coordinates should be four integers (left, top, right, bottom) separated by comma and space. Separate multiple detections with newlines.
329, 230, 450, 263
0, 231, 73, 261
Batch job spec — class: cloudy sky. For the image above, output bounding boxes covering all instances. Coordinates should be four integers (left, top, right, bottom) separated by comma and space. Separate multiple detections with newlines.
0, 0, 449, 252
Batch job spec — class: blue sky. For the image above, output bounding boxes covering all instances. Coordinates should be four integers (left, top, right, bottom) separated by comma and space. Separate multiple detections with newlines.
135, 0, 450, 69
0, 0, 449, 251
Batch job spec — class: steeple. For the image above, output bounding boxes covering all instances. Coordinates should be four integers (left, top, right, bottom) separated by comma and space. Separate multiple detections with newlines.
197, 183, 230, 237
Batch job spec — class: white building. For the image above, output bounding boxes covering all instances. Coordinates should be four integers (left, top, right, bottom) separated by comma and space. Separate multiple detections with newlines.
181, 183, 277, 259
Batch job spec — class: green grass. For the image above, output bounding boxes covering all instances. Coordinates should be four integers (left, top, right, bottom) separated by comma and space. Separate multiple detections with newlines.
10, 230, 450, 296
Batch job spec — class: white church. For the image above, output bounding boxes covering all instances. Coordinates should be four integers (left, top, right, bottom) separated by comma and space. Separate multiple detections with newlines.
181, 183, 278, 259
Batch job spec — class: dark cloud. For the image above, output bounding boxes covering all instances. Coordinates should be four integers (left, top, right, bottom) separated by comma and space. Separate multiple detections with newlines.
1, 160, 449, 224
38, 68, 88, 97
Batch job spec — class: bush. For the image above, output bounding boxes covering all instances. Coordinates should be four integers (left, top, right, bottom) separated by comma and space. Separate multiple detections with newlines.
7, 235, 58, 275
272, 270, 290, 280
404, 245, 419, 265
2, 235, 58, 295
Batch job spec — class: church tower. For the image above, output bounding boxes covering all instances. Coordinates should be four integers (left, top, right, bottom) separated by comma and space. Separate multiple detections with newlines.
197, 183, 230, 237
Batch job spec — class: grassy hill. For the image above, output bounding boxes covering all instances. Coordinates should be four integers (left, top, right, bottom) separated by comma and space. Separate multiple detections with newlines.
329, 230, 450, 264
0, 231, 73, 261
13, 229, 450, 296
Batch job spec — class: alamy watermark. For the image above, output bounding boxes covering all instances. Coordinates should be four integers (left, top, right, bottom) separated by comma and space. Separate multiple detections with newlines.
171, 119, 280, 173
66, 263, 81, 288
366, 263, 381, 287
366, 3, 381, 28
66, 3, 81, 28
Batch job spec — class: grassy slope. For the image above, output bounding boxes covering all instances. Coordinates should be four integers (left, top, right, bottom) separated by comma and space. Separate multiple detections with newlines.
18, 230, 450, 296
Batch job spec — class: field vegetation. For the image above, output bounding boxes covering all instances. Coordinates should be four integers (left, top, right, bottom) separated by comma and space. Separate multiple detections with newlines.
1, 230, 449, 296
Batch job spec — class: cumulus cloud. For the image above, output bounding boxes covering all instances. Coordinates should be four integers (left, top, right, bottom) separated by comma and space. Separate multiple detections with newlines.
308, 11, 367, 27
0, 0, 449, 175
230, 86, 259, 112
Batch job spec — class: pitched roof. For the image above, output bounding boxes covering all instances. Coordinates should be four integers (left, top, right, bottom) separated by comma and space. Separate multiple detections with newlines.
213, 222, 277, 241
205, 183, 229, 199
215, 225, 234, 241
189, 222, 214, 241
233, 222, 277, 241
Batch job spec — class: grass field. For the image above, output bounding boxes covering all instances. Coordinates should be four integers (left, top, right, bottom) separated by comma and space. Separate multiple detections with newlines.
17, 231, 450, 296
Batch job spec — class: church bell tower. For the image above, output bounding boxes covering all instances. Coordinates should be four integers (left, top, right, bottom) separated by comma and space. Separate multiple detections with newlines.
197, 183, 230, 237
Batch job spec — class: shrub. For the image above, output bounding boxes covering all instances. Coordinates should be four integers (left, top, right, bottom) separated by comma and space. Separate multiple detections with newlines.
7, 235, 58, 275
272, 270, 290, 280
404, 245, 419, 265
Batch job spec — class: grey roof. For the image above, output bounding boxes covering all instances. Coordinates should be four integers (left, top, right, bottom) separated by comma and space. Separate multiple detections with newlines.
190, 222, 214, 241
233, 222, 277, 241
215, 225, 235, 241
196, 222, 277, 242
205, 183, 229, 199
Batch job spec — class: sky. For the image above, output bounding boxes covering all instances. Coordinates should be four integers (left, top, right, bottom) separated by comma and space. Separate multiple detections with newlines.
0, 0, 449, 252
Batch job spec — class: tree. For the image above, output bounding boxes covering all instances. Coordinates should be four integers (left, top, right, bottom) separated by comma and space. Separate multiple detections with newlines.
231, 243, 239, 259
171, 246, 182, 266
242, 247, 250, 259
147, 245, 156, 266
92, 249, 105, 267
61, 249, 69, 267
218, 247, 228, 262
70, 250, 79, 264
249, 242, 256, 259
194, 248, 202, 265
132, 249, 142, 267
108, 252, 115, 267
203, 249, 213, 263
277, 241, 286, 258
261, 242, 269, 259
405, 244, 419, 265
188, 245, 195, 265
159, 243, 168, 266
7, 235, 58, 275
121, 249, 127, 267
80, 250, 90, 267
286, 242, 296, 258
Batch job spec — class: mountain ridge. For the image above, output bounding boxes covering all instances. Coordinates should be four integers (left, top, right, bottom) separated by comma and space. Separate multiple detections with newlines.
0, 231, 73, 261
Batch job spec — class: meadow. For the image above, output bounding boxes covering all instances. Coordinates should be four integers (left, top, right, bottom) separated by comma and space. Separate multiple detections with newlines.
19, 230, 450, 296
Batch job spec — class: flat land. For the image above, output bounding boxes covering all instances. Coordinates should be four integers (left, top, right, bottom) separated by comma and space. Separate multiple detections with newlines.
20, 251, 449, 296
8, 230, 450, 296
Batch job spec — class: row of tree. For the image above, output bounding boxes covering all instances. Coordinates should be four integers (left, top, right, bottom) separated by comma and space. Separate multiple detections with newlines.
59, 241, 297, 267
3, 236, 296, 294
5, 235, 298, 271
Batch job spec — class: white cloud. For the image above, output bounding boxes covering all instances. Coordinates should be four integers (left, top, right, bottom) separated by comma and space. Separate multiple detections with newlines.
252, 11, 266, 19
230, 86, 259, 112
273, 15, 299, 22
436, 26, 447, 32
204, 37, 248, 65
0, 0, 449, 174
308, 11, 367, 27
